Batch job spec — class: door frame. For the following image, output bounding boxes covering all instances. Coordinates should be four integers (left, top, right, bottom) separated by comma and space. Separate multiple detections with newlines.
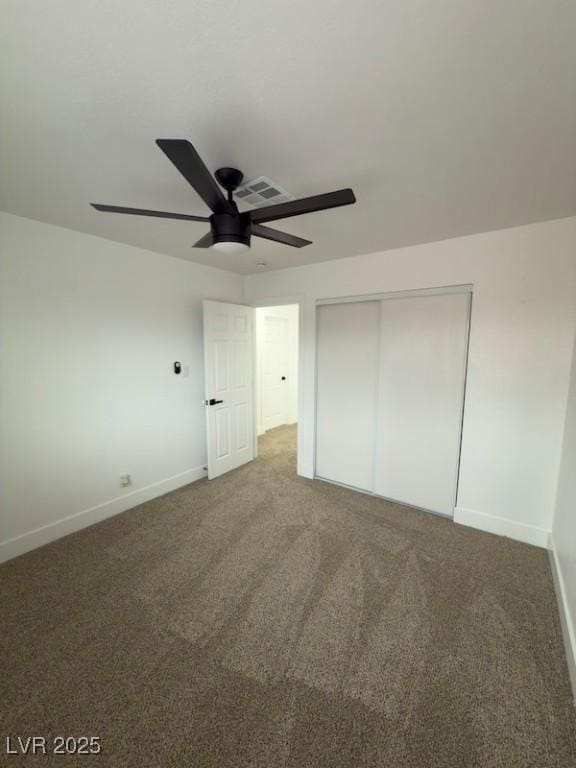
313, 283, 473, 514
248, 295, 304, 462
256, 311, 291, 435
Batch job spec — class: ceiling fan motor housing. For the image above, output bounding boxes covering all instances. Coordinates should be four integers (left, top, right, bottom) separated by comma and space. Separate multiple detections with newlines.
215, 167, 244, 193
210, 211, 251, 247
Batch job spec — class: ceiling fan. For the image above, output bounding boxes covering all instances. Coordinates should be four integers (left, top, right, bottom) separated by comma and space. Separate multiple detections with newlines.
91, 139, 356, 254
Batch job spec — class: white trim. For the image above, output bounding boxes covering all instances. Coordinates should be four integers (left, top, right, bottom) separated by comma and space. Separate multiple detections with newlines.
454, 506, 549, 548
549, 536, 576, 704
0, 465, 207, 564
248, 293, 306, 308
316, 283, 473, 306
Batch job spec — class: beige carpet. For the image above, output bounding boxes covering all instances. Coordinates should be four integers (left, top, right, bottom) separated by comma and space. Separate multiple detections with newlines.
1, 425, 575, 767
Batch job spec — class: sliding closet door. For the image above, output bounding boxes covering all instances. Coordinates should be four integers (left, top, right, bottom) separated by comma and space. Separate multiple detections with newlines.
374, 293, 470, 516
316, 301, 380, 491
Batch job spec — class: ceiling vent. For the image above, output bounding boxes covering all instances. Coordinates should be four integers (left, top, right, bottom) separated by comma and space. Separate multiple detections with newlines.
234, 176, 294, 208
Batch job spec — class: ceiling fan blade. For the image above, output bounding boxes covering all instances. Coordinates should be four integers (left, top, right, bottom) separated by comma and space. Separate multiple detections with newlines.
249, 188, 356, 224
192, 232, 213, 248
91, 203, 209, 222
156, 139, 232, 215
252, 223, 312, 248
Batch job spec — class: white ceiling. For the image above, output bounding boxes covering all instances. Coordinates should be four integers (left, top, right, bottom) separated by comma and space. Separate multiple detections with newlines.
1, 1, 575, 275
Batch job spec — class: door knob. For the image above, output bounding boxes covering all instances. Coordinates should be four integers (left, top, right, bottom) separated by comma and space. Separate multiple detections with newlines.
281, 376, 286, 381
205, 398, 224, 406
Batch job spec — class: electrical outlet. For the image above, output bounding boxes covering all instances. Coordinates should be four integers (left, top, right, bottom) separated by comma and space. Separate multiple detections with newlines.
120, 473, 131, 487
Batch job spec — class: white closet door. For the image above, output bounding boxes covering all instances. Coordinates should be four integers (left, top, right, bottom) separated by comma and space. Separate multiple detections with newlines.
315, 301, 380, 491
374, 293, 470, 516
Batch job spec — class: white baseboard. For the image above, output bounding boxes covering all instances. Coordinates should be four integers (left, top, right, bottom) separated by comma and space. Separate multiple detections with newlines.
0, 465, 207, 564
454, 506, 550, 548
549, 536, 576, 704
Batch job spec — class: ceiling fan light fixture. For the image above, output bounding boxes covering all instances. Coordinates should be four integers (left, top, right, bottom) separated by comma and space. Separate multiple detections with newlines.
92, 139, 356, 254
211, 239, 250, 255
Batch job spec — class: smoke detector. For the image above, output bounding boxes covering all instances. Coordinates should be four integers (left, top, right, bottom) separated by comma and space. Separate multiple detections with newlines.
234, 176, 294, 208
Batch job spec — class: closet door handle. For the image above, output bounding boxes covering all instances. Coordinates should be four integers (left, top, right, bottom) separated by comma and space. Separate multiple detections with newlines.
205, 398, 224, 406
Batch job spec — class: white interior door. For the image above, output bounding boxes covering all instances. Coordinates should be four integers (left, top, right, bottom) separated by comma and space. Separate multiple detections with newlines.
262, 315, 289, 431
315, 301, 380, 491
203, 300, 255, 479
374, 293, 470, 516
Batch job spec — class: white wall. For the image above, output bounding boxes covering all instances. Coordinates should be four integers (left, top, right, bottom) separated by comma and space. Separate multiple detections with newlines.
255, 304, 299, 435
245, 216, 576, 547
0, 212, 243, 561
551, 327, 576, 695
2, 212, 575, 561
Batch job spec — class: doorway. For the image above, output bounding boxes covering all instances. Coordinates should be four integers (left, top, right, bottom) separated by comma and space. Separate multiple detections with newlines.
255, 305, 299, 437
202, 300, 299, 480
